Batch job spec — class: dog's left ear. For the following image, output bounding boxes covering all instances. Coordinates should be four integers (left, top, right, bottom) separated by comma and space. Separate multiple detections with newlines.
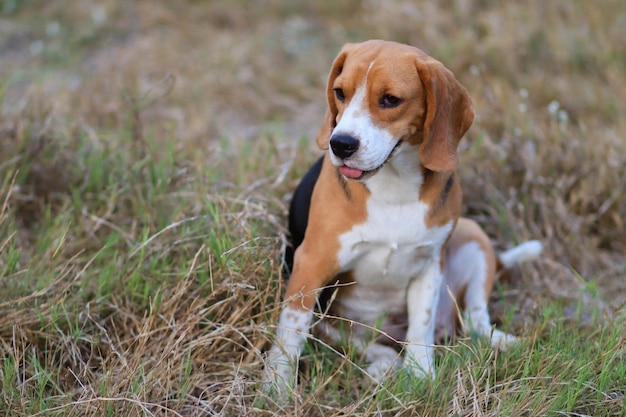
414, 57, 474, 172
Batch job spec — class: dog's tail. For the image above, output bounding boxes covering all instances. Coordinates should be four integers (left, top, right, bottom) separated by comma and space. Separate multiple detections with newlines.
498, 240, 543, 270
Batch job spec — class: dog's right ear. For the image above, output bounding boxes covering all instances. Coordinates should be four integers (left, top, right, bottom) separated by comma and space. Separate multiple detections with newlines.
315, 108, 334, 150
316, 45, 352, 150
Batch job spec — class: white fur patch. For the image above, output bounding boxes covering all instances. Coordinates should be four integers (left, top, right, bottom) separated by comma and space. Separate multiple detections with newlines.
334, 174, 452, 325
329, 62, 400, 172
404, 261, 442, 378
499, 240, 543, 268
441, 241, 518, 349
364, 343, 403, 382
445, 241, 491, 332
265, 306, 313, 388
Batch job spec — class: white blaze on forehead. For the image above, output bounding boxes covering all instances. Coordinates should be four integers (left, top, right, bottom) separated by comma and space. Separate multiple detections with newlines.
330, 60, 400, 172
335, 60, 374, 129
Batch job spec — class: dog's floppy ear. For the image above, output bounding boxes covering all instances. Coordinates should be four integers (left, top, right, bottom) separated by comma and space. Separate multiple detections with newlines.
315, 108, 334, 150
414, 57, 474, 172
316, 45, 352, 150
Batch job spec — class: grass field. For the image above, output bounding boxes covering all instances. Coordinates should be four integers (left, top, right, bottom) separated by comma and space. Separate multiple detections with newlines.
1, 1, 625, 415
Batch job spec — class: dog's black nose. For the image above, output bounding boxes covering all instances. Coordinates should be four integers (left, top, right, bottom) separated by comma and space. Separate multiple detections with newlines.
330, 134, 359, 159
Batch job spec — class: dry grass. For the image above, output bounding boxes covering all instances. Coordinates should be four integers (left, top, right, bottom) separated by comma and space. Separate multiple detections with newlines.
1, 0, 625, 415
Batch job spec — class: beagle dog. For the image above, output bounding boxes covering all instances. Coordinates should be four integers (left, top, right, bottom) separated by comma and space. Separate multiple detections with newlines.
266, 40, 542, 389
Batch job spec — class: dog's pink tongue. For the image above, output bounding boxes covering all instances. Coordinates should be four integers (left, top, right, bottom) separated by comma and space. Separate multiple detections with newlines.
339, 166, 363, 179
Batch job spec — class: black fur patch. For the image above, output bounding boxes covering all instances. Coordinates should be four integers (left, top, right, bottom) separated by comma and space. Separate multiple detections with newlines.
442, 173, 454, 202
285, 156, 324, 274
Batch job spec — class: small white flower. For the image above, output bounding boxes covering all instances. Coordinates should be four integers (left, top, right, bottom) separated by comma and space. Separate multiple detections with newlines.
91, 6, 107, 24
518, 103, 527, 113
557, 109, 569, 123
46, 21, 60, 37
548, 100, 560, 115
29, 40, 44, 55
469, 65, 480, 76
519, 88, 529, 99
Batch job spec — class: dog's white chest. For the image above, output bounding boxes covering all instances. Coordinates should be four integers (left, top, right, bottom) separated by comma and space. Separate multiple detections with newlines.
334, 172, 453, 324
338, 199, 451, 281
334, 199, 452, 330
337, 162, 451, 278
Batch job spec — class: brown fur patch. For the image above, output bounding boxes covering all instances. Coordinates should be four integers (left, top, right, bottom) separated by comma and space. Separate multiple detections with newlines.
285, 154, 369, 311
420, 170, 462, 229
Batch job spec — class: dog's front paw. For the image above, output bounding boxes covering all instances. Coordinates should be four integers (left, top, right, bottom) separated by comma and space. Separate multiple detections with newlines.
366, 358, 401, 382
263, 346, 297, 402
364, 343, 403, 382
403, 361, 435, 381
403, 348, 435, 380
489, 329, 519, 351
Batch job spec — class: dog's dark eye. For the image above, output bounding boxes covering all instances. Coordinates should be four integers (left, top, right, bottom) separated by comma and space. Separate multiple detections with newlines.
333, 88, 345, 102
380, 94, 402, 108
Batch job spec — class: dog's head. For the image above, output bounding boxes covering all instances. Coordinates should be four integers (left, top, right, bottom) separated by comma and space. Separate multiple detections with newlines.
316, 40, 474, 180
